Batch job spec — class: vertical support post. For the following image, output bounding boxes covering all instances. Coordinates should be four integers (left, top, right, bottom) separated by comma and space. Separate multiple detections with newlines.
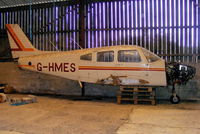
29, 0, 33, 41
79, 0, 85, 49
198, 0, 200, 62
53, 2, 56, 50
81, 82, 85, 97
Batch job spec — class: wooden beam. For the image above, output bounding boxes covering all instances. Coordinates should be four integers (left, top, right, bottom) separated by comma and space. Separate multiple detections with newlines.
79, 0, 85, 49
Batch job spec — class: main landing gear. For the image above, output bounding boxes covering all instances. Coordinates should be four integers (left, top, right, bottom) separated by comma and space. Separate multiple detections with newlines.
81, 82, 85, 97
170, 83, 180, 104
78, 81, 86, 97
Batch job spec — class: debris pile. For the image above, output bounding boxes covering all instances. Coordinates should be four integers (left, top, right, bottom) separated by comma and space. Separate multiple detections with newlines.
0, 93, 7, 103
9, 95, 37, 106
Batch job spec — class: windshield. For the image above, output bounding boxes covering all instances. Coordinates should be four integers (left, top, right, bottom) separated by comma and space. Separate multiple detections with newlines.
142, 48, 160, 63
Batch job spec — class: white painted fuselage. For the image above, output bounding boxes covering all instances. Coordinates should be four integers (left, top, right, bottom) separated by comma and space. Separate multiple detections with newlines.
18, 45, 167, 86
6, 24, 166, 86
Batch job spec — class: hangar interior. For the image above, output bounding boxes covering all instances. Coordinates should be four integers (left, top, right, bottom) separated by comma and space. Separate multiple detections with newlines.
0, 1, 200, 134
0, 0, 199, 100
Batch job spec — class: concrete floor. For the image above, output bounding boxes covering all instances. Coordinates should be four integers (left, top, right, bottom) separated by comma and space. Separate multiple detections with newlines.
117, 103, 200, 134
0, 94, 199, 134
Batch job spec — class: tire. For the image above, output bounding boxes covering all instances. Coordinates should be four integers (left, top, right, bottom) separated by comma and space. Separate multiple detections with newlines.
170, 94, 180, 104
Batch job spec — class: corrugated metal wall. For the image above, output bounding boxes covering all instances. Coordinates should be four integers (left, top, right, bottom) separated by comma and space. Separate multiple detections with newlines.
0, 0, 199, 62
0, 1, 80, 51
32, 4, 80, 51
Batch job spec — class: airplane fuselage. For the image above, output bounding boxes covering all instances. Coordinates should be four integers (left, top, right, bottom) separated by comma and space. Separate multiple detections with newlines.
18, 45, 167, 86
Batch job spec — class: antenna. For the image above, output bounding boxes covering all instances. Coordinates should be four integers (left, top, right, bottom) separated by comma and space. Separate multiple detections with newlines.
49, 41, 60, 51
70, 38, 83, 49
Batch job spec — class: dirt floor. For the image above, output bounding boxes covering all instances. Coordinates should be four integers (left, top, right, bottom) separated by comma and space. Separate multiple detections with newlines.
0, 94, 200, 134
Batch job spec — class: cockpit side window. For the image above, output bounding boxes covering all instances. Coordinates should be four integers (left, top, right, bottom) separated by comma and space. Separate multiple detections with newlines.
118, 50, 141, 62
80, 53, 92, 61
142, 48, 160, 62
97, 51, 114, 62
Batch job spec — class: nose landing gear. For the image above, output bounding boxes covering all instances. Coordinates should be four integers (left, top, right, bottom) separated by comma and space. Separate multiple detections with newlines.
166, 62, 196, 104
170, 83, 180, 104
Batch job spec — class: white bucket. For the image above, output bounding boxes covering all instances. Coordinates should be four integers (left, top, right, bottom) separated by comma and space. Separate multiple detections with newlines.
0, 93, 7, 103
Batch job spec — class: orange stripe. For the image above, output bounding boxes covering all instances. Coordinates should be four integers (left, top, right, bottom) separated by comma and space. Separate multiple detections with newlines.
18, 65, 35, 68
79, 66, 165, 71
6, 24, 34, 52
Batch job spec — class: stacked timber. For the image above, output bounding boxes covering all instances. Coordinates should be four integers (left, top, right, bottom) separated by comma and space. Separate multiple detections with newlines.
117, 86, 156, 105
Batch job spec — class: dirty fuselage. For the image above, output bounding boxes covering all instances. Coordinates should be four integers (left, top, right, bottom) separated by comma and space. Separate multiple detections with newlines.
18, 45, 167, 86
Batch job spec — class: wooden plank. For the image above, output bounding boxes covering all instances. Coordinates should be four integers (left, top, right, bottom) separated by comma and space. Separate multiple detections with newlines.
120, 87, 153, 92
117, 96, 121, 104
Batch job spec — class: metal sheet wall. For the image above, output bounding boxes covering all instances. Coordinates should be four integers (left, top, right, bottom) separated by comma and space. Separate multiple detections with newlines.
85, 0, 199, 62
32, 4, 79, 51
0, 0, 199, 62
0, 2, 80, 51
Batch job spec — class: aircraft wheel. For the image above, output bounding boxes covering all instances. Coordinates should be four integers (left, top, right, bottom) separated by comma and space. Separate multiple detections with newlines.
170, 94, 180, 104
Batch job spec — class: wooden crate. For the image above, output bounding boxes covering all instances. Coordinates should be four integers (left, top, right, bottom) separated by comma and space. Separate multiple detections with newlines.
117, 86, 156, 105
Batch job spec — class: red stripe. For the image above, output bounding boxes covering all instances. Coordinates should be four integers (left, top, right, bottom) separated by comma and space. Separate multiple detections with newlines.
18, 65, 35, 68
79, 67, 165, 71
6, 24, 23, 51
11, 48, 22, 51
6, 24, 34, 52
79, 68, 164, 71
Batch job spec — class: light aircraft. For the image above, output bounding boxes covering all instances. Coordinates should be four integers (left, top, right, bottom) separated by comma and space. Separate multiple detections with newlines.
6, 24, 196, 104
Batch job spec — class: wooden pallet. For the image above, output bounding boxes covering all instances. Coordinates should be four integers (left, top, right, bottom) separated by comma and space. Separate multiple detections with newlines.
117, 86, 156, 105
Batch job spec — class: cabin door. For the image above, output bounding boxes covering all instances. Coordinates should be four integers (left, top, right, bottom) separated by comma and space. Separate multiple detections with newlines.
114, 50, 149, 85
95, 51, 115, 85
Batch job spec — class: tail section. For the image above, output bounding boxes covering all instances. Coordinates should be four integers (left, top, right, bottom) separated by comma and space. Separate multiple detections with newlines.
6, 24, 42, 58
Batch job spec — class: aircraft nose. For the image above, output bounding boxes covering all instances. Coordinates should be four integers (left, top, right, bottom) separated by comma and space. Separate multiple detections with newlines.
186, 65, 196, 79
167, 63, 196, 85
